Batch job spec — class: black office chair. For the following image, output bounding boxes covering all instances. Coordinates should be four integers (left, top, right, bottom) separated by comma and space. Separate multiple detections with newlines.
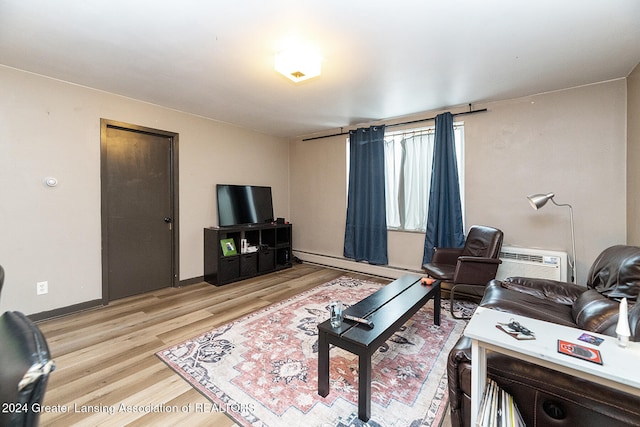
422, 225, 504, 319
0, 266, 55, 427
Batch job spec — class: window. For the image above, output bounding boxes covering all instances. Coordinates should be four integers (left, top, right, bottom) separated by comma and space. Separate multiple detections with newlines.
384, 124, 464, 232
345, 123, 464, 232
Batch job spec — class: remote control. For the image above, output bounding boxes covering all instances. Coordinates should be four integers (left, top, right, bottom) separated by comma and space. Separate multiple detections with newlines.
343, 314, 375, 328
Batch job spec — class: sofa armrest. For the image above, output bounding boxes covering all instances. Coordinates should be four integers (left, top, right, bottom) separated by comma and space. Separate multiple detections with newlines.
499, 276, 586, 305
432, 247, 463, 265
454, 257, 501, 285
571, 289, 620, 336
447, 336, 472, 427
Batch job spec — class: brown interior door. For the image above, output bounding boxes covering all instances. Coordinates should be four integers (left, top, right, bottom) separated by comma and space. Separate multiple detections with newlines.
101, 120, 178, 301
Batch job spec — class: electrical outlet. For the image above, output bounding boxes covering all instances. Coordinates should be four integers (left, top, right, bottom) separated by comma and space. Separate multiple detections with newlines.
37, 281, 48, 295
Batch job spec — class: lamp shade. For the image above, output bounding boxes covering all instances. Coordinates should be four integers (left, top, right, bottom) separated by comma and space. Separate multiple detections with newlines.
526, 191, 577, 283
527, 193, 555, 210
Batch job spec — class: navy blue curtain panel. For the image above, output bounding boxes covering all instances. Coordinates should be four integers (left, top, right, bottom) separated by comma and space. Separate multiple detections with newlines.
422, 112, 464, 264
344, 125, 388, 265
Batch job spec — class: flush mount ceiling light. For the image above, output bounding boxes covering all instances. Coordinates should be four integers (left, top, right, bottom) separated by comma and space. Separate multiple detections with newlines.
274, 43, 322, 83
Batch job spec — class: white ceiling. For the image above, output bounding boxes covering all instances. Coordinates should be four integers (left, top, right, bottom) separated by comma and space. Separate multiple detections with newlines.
1, 0, 639, 138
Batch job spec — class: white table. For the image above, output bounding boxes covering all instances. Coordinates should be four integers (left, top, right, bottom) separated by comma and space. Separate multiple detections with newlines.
464, 307, 640, 426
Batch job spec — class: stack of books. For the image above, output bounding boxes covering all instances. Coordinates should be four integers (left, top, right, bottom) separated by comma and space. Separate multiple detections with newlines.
477, 378, 525, 427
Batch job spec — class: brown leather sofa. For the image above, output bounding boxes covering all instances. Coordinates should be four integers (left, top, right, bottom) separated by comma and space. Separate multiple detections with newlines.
447, 245, 640, 427
0, 266, 55, 427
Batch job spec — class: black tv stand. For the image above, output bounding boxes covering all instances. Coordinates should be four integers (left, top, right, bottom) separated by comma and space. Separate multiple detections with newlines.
204, 223, 292, 286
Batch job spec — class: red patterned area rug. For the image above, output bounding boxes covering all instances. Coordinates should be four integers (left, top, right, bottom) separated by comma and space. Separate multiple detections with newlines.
157, 276, 467, 427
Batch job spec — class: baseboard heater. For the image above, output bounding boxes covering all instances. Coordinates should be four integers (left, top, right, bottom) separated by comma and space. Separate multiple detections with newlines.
496, 245, 568, 282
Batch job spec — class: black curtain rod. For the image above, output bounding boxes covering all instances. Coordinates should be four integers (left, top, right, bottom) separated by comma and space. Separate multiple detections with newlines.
301, 108, 488, 142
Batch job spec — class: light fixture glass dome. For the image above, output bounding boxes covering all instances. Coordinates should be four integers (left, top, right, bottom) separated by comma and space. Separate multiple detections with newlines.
274, 42, 322, 83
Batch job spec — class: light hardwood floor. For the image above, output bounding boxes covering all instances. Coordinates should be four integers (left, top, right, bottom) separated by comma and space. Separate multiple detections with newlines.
36, 264, 452, 426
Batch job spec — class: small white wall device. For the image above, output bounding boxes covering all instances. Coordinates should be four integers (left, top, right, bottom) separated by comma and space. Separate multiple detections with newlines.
44, 177, 58, 187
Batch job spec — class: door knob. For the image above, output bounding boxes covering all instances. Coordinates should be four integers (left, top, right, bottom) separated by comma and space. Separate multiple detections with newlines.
164, 217, 173, 223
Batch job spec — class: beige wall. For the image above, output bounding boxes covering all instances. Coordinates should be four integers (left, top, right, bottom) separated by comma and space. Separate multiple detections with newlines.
290, 80, 628, 283
0, 66, 289, 315
1, 63, 634, 316
628, 63, 640, 245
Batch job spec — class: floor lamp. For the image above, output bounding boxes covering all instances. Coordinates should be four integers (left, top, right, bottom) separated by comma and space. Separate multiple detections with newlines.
527, 192, 577, 283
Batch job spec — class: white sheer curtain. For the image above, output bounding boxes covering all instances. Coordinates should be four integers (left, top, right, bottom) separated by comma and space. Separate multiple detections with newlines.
384, 125, 464, 232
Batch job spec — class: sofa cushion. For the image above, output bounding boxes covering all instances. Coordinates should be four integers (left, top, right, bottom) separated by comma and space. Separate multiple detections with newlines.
587, 245, 640, 300
499, 277, 585, 305
480, 281, 576, 327
571, 289, 619, 335
628, 299, 640, 342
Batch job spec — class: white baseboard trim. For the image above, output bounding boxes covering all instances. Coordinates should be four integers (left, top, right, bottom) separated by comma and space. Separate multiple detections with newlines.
293, 250, 423, 280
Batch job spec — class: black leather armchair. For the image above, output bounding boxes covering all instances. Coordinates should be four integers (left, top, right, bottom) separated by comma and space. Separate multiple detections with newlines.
422, 225, 503, 318
0, 266, 55, 427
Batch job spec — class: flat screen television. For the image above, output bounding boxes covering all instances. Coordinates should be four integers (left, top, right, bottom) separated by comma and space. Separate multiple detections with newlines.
216, 184, 274, 227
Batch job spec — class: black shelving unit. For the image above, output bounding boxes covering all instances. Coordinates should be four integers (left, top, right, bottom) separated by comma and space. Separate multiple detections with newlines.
204, 223, 292, 286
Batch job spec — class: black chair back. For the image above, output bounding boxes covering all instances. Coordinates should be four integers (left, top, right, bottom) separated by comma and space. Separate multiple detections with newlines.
461, 225, 504, 259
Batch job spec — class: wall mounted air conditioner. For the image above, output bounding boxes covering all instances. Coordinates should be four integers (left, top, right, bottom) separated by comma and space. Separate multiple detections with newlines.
496, 245, 568, 282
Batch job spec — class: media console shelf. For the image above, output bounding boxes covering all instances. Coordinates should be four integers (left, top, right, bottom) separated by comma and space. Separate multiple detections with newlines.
204, 223, 292, 286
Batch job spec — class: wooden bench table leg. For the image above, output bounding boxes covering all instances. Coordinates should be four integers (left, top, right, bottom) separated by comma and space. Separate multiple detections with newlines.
358, 349, 371, 422
318, 329, 329, 397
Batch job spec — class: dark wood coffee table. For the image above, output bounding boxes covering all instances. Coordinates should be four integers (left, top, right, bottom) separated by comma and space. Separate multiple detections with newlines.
317, 274, 441, 422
